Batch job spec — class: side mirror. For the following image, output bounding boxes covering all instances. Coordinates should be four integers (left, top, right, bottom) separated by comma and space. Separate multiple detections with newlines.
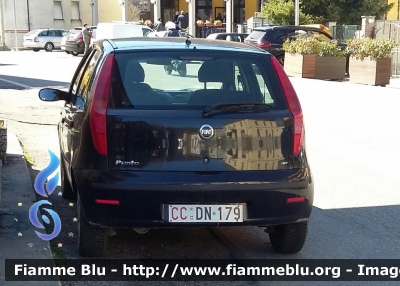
38, 88, 69, 102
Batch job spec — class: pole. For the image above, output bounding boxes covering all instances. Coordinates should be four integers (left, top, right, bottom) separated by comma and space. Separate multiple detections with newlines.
13, 0, 18, 51
121, 2, 126, 22
92, 0, 98, 26
188, 0, 195, 36
295, 0, 299, 26
226, 0, 232, 33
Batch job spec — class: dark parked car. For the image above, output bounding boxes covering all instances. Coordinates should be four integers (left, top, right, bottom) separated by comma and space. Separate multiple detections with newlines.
64, 26, 96, 56
245, 25, 349, 74
38, 38, 313, 257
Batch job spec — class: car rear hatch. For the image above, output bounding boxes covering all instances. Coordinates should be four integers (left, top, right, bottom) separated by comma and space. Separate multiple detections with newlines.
66, 30, 82, 44
88, 49, 304, 172
24, 30, 39, 42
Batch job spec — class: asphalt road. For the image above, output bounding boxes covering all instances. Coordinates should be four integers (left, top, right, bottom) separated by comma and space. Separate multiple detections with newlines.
1, 50, 400, 286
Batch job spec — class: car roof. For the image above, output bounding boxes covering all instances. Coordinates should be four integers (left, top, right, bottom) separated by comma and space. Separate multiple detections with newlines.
255, 25, 326, 32
104, 37, 268, 54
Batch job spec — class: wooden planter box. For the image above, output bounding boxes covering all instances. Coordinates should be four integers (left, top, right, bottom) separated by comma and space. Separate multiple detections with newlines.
349, 57, 392, 86
284, 54, 346, 80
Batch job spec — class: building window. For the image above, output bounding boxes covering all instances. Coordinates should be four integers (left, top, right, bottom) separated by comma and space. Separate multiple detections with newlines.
53, 1, 63, 20
71, 1, 80, 20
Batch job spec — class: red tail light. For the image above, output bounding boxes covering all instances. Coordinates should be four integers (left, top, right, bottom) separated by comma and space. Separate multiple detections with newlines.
95, 199, 120, 205
77, 35, 83, 42
287, 196, 306, 203
34, 37, 39, 42
271, 56, 304, 156
89, 54, 115, 156
254, 40, 271, 48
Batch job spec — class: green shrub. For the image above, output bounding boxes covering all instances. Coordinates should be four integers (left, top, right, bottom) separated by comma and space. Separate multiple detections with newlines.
283, 37, 346, 57
346, 38, 397, 60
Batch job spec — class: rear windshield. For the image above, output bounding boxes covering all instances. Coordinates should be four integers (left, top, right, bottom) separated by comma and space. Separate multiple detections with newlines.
247, 30, 266, 40
110, 51, 286, 110
26, 29, 40, 36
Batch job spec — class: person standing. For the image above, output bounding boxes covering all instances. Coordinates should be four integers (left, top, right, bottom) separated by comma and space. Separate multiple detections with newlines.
82, 24, 90, 54
177, 11, 188, 30
153, 17, 164, 32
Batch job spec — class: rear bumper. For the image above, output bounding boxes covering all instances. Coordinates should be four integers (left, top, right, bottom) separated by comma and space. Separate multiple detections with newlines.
74, 169, 313, 229
23, 41, 42, 49
65, 42, 84, 53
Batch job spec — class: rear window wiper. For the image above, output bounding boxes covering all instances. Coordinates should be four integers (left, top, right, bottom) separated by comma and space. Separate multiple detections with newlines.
202, 103, 270, 117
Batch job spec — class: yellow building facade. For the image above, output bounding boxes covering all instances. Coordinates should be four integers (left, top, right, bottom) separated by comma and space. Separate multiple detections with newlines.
387, 0, 400, 20
79, 1, 123, 26
159, 0, 260, 24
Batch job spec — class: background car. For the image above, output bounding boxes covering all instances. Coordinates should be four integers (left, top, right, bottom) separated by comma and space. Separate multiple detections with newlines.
244, 25, 349, 73
23, 28, 67, 52
64, 26, 97, 56
61, 27, 83, 54
38, 37, 313, 257
206, 33, 249, 42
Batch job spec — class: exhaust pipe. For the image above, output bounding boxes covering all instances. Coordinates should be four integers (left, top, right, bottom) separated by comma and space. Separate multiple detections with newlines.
133, 228, 149, 234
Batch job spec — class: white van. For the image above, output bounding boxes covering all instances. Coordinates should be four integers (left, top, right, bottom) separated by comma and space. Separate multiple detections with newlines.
93, 22, 153, 43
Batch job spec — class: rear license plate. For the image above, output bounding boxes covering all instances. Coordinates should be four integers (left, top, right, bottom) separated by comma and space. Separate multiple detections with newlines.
167, 204, 243, 223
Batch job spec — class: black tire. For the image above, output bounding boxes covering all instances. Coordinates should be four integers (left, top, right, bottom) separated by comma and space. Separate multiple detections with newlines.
164, 65, 172, 75
60, 156, 75, 200
33, 49, 40, 52
276, 55, 285, 67
77, 193, 108, 257
269, 221, 308, 254
44, 42, 54, 52
177, 64, 187, 77
65, 50, 71, 54
71, 51, 78, 56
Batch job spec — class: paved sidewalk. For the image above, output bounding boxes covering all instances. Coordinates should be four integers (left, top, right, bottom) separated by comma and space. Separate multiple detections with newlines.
0, 133, 61, 285
388, 77, 400, 89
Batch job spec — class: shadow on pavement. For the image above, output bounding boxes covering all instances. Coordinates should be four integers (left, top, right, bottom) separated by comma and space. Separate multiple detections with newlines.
0, 74, 69, 90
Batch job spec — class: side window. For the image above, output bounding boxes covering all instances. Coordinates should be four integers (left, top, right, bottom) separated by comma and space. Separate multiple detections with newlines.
49, 30, 59, 37
71, 50, 96, 97
39, 30, 49, 36
273, 29, 288, 44
73, 50, 101, 109
142, 28, 151, 37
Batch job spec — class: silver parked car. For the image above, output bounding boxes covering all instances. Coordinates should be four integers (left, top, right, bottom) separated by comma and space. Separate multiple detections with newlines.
23, 28, 67, 52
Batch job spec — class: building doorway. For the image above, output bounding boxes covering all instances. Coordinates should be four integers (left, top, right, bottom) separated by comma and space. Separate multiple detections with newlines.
234, 0, 245, 24
161, 0, 179, 23
196, 0, 212, 21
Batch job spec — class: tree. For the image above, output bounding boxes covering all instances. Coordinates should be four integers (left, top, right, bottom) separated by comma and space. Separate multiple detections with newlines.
262, 0, 324, 25
127, 0, 141, 21
300, 0, 394, 24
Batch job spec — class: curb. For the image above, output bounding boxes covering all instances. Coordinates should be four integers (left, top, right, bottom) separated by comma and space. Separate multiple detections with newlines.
0, 132, 62, 285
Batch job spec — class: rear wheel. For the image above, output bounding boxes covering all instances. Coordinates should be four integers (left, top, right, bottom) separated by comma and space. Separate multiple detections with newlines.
44, 42, 54, 52
77, 193, 108, 257
33, 49, 40, 52
71, 51, 78, 56
65, 50, 71, 54
60, 156, 75, 200
164, 65, 172, 75
268, 221, 308, 254
177, 64, 187, 77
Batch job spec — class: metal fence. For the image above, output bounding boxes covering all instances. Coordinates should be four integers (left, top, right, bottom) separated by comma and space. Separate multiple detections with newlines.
374, 21, 400, 77
331, 25, 360, 41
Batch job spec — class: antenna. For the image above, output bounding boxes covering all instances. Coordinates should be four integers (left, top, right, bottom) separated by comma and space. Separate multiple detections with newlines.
185, 36, 191, 48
